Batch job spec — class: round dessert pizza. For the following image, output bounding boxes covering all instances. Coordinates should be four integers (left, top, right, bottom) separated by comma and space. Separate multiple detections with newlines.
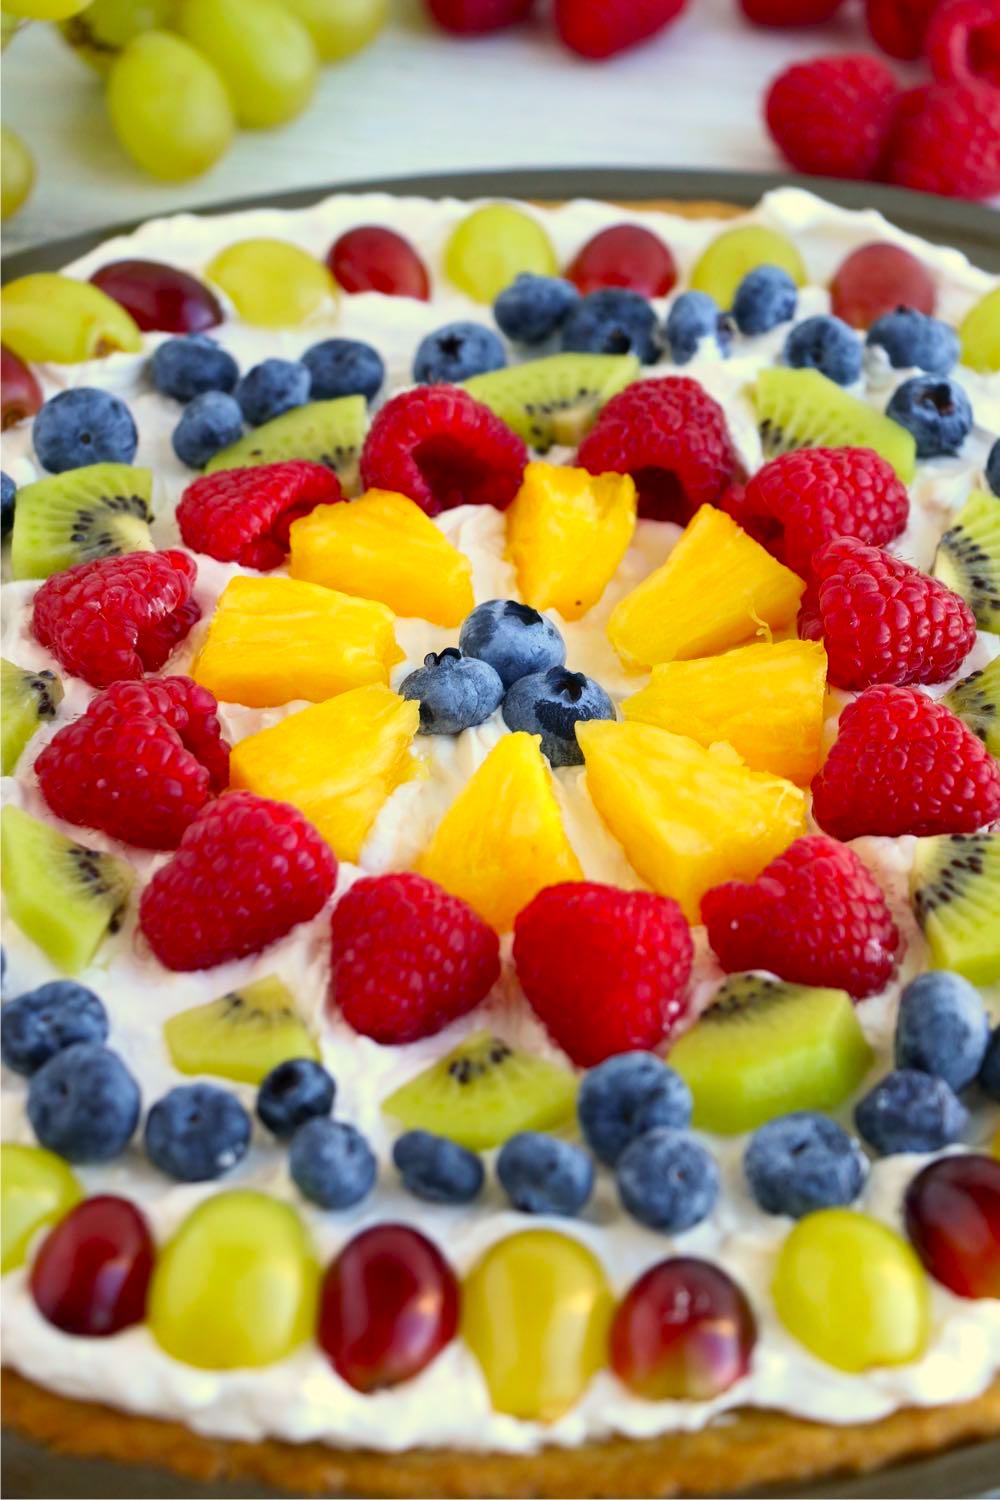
1, 186, 999, 1499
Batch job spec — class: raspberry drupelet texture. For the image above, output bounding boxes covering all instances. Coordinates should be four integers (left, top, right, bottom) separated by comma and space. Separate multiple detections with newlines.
765, 55, 901, 180
926, 0, 1000, 86
177, 461, 342, 570
886, 81, 1000, 198
702, 835, 902, 1000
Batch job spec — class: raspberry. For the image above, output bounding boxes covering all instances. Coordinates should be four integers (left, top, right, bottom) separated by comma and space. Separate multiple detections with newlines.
554, 0, 686, 59
740, 0, 845, 24
140, 791, 336, 971
801, 537, 978, 690
702, 835, 902, 1000
576, 377, 738, 523
177, 461, 341, 571
866, 0, 938, 57
35, 677, 229, 850
359, 386, 527, 517
513, 882, 694, 1066
329, 873, 500, 1044
764, 54, 901, 180
812, 686, 1000, 840
886, 81, 1000, 198
927, 0, 1000, 85
31, 551, 200, 689
740, 447, 909, 581
425, 0, 534, 31
719, 481, 785, 557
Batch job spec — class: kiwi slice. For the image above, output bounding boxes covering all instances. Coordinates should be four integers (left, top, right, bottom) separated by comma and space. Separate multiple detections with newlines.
163, 975, 319, 1085
943, 658, 1000, 755
1, 805, 133, 975
382, 1031, 578, 1151
669, 974, 872, 1135
205, 396, 367, 493
464, 352, 640, 451
910, 833, 1000, 985
752, 368, 916, 483
1, 658, 64, 775
10, 463, 153, 582
932, 490, 1000, 631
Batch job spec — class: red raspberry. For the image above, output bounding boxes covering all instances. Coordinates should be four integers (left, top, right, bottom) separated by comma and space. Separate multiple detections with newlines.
139, 791, 337, 971
812, 685, 1000, 840
886, 81, 1000, 198
740, 448, 909, 581
177, 461, 341, 571
359, 386, 527, 517
554, 0, 686, 59
329, 873, 500, 1044
35, 677, 229, 850
31, 551, 200, 690
765, 54, 901, 180
740, 0, 845, 25
576, 377, 738, 523
802, 537, 978, 690
513, 883, 694, 1067
702, 835, 901, 1000
866, 0, 939, 57
719, 481, 786, 557
927, 0, 1000, 85
425, 0, 534, 31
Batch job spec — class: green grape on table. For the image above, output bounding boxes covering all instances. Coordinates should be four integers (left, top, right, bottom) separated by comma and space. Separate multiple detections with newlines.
206, 238, 336, 327
445, 204, 559, 303
2, 11, 25, 45
107, 30, 235, 182
2, 274, 142, 362
58, 0, 178, 74
1, 127, 35, 221
178, 0, 318, 130
278, 0, 386, 61
1, 1143, 82, 1274
3, 0, 89, 17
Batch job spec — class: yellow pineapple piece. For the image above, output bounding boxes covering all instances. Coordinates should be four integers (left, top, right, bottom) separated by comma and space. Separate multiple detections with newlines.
229, 684, 419, 861
607, 504, 805, 670
578, 719, 807, 922
623, 639, 828, 785
506, 462, 637, 622
418, 732, 582, 932
193, 575, 403, 709
289, 489, 475, 628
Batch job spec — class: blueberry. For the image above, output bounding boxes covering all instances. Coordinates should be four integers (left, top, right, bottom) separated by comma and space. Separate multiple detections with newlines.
27, 1043, 140, 1163
731, 265, 798, 336
236, 358, 311, 426
866, 307, 959, 375
987, 437, 1000, 497
400, 647, 504, 735
393, 1129, 484, 1204
616, 1128, 719, 1232
496, 1132, 593, 1217
289, 1116, 376, 1209
784, 315, 862, 386
1, 471, 15, 538
886, 375, 973, 459
171, 390, 243, 468
151, 333, 239, 403
578, 1052, 692, 1166
256, 1057, 336, 1138
144, 1083, 250, 1182
1, 981, 109, 1076
501, 666, 615, 768
33, 388, 138, 473
664, 291, 732, 364
561, 288, 660, 364
980, 1026, 1000, 1101
854, 1069, 968, 1156
301, 338, 384, 403
413, 321, 507, 384
494, 273, 580, 345
895, 971, 989, 1092
459, 599, 566, 690
744, 1111, 867, 1218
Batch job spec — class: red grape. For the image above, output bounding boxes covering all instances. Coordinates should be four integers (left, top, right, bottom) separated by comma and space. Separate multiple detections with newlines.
830, 242, 937, 328
904, 1154, 1000, 1299
89, 259, 223, 334
1, 344, 43, 430
30, 1195, 155, 1337
328, 226, 431, 300
610, 1257, 756, 1400
427, 0, 535, 32
318, 1223, 458, 1392
567, 224, 677, 298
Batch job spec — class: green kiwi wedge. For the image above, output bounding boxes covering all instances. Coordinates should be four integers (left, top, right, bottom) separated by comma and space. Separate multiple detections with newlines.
752, 368, 916, 482
464, 352, 640, 451
205, 396, 367, 493
10, 463, 153, 581
163, 975, 319, 1085
932, 490, 1000, 631
910, 832, 1000, 984
1, 658, 64, 775
1, 806, 133, 975
943, 658, 1000, 755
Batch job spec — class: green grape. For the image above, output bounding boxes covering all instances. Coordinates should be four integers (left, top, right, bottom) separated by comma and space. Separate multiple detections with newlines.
689, 226, 807, 309
149, 1191, 319, 1369
2, 273, 143, 362
58, 0, 178, 74
444, 204, 559, 303
206, 237, 336, 326
278, 0, 386, 61
2, 12, 25, 45
1, 1143, 82, 1274
178, 0, 318, 130
3, 0, 90, 17
1, 127, 35, 221
107, 30, 235, 181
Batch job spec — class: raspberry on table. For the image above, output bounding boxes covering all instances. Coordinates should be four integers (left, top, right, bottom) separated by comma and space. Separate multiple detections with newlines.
177, 460, 342, 570
886, 81, 1000, 198
426, 0, 535, 33
765, 54, 900, 180
926, 0, 1000, 85
740, 0, 845, 22
554, 0, 686, 59
865, 0, 939, 57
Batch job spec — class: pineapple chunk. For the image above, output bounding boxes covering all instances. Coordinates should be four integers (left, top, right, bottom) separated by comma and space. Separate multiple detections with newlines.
229, 684, 419, 861
418, 732, 582, 932
578, 719, 807, 922
623, 639, 828, 785
608, 504, 805, 670
506, 462, 637, 622
193, 575, 403, 709
289, 489, 475, 628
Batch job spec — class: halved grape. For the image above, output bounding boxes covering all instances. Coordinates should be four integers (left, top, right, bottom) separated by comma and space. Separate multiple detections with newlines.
1, 276, 142, 363
206, 239, 336, 326
2, 345, 44, 429
445, 204, 558, 303
90, 259, 223, 333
